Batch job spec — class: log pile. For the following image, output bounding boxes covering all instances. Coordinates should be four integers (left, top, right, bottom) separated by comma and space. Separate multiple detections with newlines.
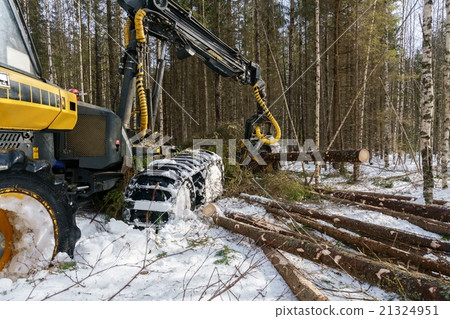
240, 194, 450, 252
202, 195, 450, 301
313, 190, 450, 237
316, 188, 450, 222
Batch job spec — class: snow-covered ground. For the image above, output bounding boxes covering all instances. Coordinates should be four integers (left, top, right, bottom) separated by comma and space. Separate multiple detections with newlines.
0, 155, 448, 301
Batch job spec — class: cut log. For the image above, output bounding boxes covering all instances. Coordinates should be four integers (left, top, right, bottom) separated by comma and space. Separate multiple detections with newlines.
256, 207, 450, 276
209, 214, 450, 300
261, 149, 370, 163
433, 199, 450, 206
224, 211, 324, 243
226, 210, 450, 276
202, 204, 217, 217
315, 189, 417, 201
314, 188, 450, 206
319, 189, 450, 222
262, 246, 329, 301
313, 191, 450, 237
240, 194, 450, 253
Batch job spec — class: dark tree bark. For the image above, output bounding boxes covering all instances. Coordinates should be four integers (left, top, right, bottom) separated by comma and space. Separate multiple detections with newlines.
260, 206, 450, 276
226, 210, 450, 277
107, 0, 116, 109
240, 194, 450, 252
261, 149, 370, 163
314, 190, 450, 237
210, 214, 450, 301
320, 189, 450, 223
332, 0, 342, 150
214, 1, 222, 126
262, 246, 329, 301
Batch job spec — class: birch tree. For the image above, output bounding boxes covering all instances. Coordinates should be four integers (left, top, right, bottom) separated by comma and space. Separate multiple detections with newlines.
45, 0, 54, 82
314, 0, 321, 184
384, 4, 391, 168
87, 0, 93, 103
421, 0, 435, 203
442, 0, 450, 189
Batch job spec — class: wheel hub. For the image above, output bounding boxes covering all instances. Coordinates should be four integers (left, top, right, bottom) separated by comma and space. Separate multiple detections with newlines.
0, 209, 13, 271
0, 191, 56, 275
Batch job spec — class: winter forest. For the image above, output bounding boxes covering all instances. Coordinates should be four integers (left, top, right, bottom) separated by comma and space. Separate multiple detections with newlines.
2, 0, 450, 303
18, 0, 450, 202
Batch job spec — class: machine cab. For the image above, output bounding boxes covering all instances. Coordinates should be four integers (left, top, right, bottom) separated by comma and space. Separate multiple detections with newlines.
0, 0, 40, 76
0, 0, 77, 131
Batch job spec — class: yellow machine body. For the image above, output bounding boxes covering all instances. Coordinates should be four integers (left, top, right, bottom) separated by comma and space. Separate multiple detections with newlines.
0, 67, 78, 131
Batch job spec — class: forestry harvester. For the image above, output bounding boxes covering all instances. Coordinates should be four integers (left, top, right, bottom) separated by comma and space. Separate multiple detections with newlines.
0, 0, 282, 274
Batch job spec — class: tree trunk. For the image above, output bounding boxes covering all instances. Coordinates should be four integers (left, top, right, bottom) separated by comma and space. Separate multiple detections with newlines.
215, 2, 222, 127
210, 214, 450, 301
87, 0, 93, 103
354, 3, 377, 180
45, 0, 54, 82
202, 0, 209, 134
261, 149, 370, 163
394, 0, 406, 159
262, 247, 329, 301
384, 4, 391, 168
316, 189, 450, 223
314, 0, 321, 184
443, 0, 450, 189
240, 194, 450, 252
94, 0, 103, 106
332, 0, 342, 150
314, 190, 450, 236
77, 1, 84, 101
421, 0, 435, 204
287, 0, 295, 140
107, 0, 115, 108
255, 206, 450, 276
157, 41, 164, 134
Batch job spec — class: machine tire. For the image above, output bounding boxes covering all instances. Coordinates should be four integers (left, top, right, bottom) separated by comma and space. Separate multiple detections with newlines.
0, 168, 80, 274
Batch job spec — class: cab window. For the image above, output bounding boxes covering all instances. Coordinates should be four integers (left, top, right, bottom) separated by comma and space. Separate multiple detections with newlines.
0, 0, 38, 75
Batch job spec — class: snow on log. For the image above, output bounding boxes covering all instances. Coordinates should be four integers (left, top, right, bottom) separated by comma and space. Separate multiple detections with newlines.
261, 149, 370, 163
259, 206, 450, 277
262, 246, 329, 301
224, 211, 324, 243
317, 189, 418, 201
315, 188, 449, 206
240, 194, 450, 253
320, 189, 450, 223
209, 214, 450, 301
314, 191, 450, 237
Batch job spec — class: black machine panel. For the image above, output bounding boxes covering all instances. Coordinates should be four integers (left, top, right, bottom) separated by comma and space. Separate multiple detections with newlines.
57, 102, 123, 170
